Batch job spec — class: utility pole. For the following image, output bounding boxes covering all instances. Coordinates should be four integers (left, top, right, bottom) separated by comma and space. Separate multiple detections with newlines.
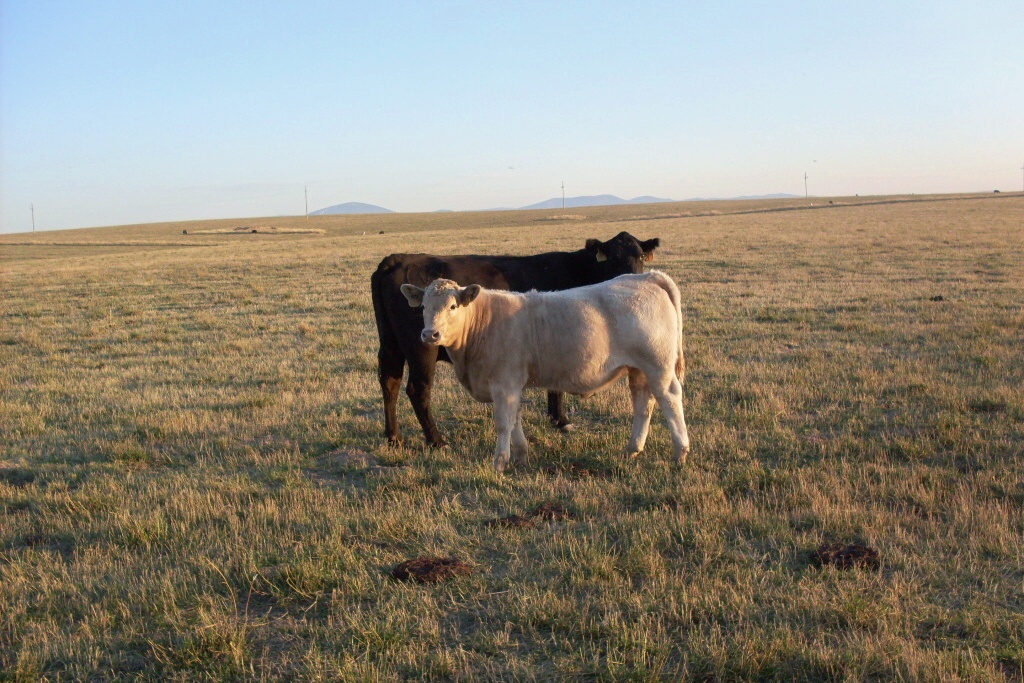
304, 186, 309, 218
31, 204, 35, 233
561, 181, 565, 209
804, 172, 809, 199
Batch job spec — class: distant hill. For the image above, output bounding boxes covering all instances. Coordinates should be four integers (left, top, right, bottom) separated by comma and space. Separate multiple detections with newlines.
519, 195, 674, 211
310, 202, 394, 215
310, 193, 801, 216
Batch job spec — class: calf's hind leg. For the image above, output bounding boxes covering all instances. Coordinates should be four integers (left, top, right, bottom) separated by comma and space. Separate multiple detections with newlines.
648, 370, 691, 464
625, 368, 655, 458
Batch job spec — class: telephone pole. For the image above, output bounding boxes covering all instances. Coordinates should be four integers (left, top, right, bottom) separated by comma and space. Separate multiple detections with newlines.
31, 204, 35, 233
561, 181, 565, 209
304, 186, 309, 218
804, 173, 809, 199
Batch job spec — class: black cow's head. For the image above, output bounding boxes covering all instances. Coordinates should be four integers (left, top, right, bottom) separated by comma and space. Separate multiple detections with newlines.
583, 231, 660, 283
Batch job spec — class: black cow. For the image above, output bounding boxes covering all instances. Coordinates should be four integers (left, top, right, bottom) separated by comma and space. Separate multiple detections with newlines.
371, 231, 661, 447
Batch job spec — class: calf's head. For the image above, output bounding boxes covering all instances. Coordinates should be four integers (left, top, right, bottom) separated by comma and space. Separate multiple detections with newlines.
584, 231, 660, 283
401, 278, 481, 346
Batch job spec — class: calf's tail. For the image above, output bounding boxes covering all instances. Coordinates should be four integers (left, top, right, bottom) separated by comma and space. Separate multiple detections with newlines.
647, 270, 685, 382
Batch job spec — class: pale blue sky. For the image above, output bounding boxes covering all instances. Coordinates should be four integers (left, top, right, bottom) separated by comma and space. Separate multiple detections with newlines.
2, 1, 1022, 232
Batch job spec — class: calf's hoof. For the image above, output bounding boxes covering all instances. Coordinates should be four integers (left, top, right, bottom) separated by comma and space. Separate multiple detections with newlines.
674, 448, 690, 465
426, 438, 449, 450
493, 454, 510, 473
623, 449, 643, 459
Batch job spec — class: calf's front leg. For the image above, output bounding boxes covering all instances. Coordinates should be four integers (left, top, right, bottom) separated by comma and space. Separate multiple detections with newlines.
492, 390, 524, 473
511, 404, 530, 466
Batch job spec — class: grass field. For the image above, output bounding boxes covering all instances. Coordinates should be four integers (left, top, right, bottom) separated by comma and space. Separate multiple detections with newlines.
2, 193, 1022, 681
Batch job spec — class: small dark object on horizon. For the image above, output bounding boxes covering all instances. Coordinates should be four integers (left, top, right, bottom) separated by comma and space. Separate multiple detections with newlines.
929, 295, 945, 302
812, 542, 880, 571
391, 557, 472, 584
182, 229, 188, 235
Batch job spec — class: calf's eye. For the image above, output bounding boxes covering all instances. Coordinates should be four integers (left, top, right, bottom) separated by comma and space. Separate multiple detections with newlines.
450, 304, 457, 310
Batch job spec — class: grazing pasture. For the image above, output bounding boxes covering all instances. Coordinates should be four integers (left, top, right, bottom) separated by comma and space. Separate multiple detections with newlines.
1, 194, 1022, 681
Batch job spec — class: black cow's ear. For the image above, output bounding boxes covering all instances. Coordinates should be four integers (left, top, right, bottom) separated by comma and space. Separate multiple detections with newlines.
585, 238, 608, 262
459, 284, 482, 306
641, 238, 660, 261
400, 284, 425, 307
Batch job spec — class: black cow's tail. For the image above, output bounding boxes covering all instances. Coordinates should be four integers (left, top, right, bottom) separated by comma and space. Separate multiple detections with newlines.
371, 255, 401, 359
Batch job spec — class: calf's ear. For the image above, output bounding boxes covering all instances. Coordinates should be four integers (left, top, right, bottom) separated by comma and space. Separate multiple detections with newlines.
400, 284, 425, 307
641, 238, 660, 261
585, 238, 608, 262
459, 284, 482, 306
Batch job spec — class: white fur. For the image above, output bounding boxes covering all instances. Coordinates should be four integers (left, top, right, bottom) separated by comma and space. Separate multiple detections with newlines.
402, 271, 690, 472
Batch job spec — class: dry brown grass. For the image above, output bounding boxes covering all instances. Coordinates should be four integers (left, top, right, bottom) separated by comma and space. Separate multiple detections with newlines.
1, 193, 1022, 681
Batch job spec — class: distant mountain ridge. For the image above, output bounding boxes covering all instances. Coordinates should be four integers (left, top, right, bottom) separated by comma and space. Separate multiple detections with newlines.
311, 193, 800, 215
518, 194, 674, 210
687, 193, 799, 201
310, 202, 393, 215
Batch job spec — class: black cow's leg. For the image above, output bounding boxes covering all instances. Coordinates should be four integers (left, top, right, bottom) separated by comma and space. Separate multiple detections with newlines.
378, 345, 406, 444
546, 391, 573, 431
407, 351, 447, 448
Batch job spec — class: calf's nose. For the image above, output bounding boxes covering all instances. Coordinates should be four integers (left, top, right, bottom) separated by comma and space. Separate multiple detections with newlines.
421, 329, 442, 344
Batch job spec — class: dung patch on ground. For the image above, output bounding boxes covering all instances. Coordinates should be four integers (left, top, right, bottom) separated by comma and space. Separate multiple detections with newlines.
391, 557, 473, 584
812, 542, 880, 571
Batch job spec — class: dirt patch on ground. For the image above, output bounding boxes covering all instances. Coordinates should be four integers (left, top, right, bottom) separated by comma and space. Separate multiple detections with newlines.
320, 449, 379, 468
968, 398, 1007, 414
812, 542, 880, 571
308, 449, 411, 486
0, 467, 36, 487
542, 460, 615, 479
531, 501, 574, 521
391, 557, 473, 584
485, 501, 575, 528
485, 514, 536, 529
